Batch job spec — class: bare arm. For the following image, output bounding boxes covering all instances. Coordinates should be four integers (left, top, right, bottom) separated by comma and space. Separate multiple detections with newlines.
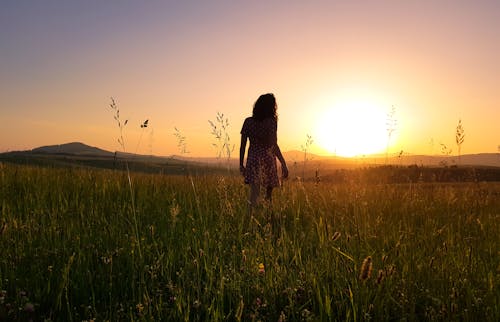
274, 144, 288, 179
271, 120, 288, 179
239, 134, 247, 175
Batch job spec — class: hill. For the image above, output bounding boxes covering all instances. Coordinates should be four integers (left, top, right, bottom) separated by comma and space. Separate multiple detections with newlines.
1, 142, 499, 181
0, 142, 229, 176
283, 150, 500, 168
31, 142, 114, 157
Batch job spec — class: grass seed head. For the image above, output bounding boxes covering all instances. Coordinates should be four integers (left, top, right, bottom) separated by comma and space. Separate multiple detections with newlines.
332, 231, 341, 241
376, 269, 385, 285
387, 264, 396, 276
359, 256, 373, 281
170, 202, 180, 224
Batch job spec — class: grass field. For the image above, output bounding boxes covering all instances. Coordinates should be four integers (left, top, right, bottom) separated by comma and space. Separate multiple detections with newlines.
0, 163, 499, 321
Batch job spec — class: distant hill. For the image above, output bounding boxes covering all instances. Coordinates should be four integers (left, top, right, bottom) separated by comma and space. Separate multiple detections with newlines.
1, 142, 499, 169
283, 150, 500, 168
31, 142, 114, 157
0, 142, 216, 176
1, 142, 499, 181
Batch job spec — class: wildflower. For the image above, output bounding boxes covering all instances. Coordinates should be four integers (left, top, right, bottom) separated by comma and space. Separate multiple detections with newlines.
258, 263, 265, 274
359, 256, 373, 281
136, 303, 144, 313
301, 308, 312, 319
170, 202, 180, 223
278, 311, 286, 322
24, 302, 35, 313
101, 256, 112, 265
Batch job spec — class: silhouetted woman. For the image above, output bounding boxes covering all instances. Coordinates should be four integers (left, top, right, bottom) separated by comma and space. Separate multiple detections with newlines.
240, 93, 288, 212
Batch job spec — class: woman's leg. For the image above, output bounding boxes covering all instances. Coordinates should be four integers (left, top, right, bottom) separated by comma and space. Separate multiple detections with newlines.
265, 187, 273, 202
265, 186, 281, 235
248, 183, 260, 211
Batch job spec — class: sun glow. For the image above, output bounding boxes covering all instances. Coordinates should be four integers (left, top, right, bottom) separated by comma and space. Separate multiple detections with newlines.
315, 99, 395, 157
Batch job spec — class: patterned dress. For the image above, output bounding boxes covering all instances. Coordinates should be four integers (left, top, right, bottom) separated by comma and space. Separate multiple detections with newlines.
240, 117, 280, 187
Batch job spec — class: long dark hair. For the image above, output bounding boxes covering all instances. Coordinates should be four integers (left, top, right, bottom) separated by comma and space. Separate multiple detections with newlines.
252, 93, 278, 121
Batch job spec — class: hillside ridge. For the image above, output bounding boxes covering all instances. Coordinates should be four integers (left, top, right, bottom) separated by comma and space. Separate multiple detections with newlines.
2, 142, 499, 167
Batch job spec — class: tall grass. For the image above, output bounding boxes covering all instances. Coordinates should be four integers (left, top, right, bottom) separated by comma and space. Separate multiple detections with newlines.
0, 164, 498, 321
456, 119, 465, 165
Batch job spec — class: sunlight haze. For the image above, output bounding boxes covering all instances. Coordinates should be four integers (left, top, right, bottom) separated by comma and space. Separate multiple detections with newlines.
1, 1, 499, 157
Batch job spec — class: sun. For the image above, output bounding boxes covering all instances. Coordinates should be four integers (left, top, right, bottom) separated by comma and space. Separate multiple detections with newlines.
315, 99, 394, 157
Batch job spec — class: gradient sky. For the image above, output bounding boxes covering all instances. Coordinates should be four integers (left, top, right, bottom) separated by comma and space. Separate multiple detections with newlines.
1, 0, 499, 158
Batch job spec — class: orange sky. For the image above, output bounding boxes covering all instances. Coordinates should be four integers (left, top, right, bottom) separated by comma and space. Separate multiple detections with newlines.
1, 1, 499, 157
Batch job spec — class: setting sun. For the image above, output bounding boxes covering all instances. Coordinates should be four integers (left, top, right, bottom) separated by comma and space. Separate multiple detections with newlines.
315, 99, 395, 157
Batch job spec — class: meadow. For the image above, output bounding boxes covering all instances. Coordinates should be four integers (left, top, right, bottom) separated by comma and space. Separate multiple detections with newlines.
0, 163, 499, 321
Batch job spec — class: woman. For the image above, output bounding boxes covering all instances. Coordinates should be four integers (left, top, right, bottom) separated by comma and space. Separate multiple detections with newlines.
240, 93, 288, 211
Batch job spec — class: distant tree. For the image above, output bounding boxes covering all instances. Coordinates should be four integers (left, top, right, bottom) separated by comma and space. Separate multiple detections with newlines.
386, 106, 398, 164
455, 119, 465, 165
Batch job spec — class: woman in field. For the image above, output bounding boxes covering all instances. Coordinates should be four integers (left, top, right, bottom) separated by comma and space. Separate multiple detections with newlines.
239, 93, 288, 211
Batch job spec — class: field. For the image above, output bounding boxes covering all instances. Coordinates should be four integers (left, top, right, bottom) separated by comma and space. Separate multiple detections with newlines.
0, 163, 499, 321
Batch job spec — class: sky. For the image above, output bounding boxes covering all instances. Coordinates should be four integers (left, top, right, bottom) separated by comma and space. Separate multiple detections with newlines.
1, 0, 499, 158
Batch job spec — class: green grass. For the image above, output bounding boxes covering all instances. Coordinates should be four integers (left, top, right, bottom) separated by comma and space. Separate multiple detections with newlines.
0, 163, 499, 321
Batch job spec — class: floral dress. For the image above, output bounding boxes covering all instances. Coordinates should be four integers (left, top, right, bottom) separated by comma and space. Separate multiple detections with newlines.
240, 117, 280, 187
